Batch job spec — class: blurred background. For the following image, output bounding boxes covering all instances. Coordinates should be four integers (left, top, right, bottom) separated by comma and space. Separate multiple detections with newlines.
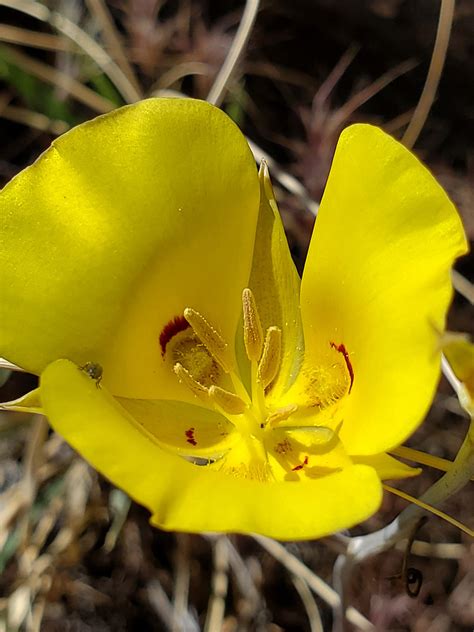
0, 1, 473, 630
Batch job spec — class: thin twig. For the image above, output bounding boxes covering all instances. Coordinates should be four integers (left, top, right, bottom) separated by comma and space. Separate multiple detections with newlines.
253, 535, 374, 631
313, 45, 359, 109
207, 0, 260, 106
402, 0, 456, 147
329, 59, 418, 132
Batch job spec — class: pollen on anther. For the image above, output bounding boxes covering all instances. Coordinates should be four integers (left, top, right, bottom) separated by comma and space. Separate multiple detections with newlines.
275, 439, 292, 454
159, 316, 190, 356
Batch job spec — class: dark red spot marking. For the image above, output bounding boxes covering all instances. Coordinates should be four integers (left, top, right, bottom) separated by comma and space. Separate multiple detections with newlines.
185, 427, 197, 446
159, 315, 190, 356
330, 342, 354, 393
292, 455, 309, 471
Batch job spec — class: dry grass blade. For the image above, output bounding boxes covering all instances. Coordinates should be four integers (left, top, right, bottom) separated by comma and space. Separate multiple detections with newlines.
451, 269, 474, 304
0, 24, 70, 51
219, 536, 261, 621
384, 108, 415, 133
207, 0, 260, 106
1, 45, 116, 113
146, 580, 177, 632
0, 358, 24, 371
154, 62, 211, 91
21, 415, 48, 502
0, 416, 47, 542
292, 575, 324, 632
204, 536, 229, 632
85, 0, 142, 97
0, 105, 69, 135
0, 0, 140, 103
396, 539, 465, 560
172, 535, 198, 632
402, 0, 456, 147
253, 535, 374, 631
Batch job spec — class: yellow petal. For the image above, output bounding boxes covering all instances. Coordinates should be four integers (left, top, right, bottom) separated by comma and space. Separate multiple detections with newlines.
0, 388, 43, 414
117, 397, 237, 458
300, 124, 468, 454
352, 453, 420, 480
266, 425, 352, 481
1, 98, 259, 402
41, 359, 382, 539
245, 163, 303, 399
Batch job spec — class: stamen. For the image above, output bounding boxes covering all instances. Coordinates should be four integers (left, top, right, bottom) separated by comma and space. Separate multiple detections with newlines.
242, 288, 263, 362
209, 385, 247, 415
183, 308, 233, 373
258, 326, 282, 388
266, 403, 298, 427
174, 362, 209, 401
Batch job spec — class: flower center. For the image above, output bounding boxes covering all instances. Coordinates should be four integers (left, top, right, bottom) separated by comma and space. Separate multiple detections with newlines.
160, 289, 352, 481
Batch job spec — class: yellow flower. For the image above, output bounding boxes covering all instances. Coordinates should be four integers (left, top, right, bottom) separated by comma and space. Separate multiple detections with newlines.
0, 99, 467, 539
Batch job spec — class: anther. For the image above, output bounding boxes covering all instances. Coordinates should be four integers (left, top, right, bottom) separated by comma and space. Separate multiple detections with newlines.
258, 326, 282, 388
242, 288, 263, 362
183, 308, 233, 373
174, 362, 209, 401
209, 385, 247, 415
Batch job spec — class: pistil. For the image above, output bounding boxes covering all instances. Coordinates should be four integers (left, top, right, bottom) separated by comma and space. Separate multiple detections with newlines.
242, 288, 264, 361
